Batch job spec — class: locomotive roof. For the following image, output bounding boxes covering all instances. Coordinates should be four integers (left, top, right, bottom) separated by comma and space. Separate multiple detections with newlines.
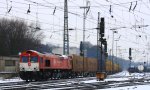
21, 50, 44, 56
27, 50, 43, 54
21, 50, 70, 59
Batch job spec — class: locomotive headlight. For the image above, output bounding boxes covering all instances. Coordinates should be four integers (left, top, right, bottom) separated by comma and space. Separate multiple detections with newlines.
34, 67, 37, 71
34, 67, 38, 71
21, 67, 25, 71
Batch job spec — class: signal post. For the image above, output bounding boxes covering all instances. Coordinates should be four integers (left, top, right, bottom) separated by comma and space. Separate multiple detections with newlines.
96, 13, 107, 80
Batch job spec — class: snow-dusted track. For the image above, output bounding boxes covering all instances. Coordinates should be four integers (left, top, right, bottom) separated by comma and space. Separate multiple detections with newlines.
0, 77, 96, 90
1, 77, 150, 90
0, 81, 26, 87
1, 71, 150, 90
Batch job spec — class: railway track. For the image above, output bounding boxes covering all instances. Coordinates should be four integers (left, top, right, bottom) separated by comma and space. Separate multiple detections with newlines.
0, 81, 26, 87
1, 76, 150, 90
0, 77, 95, 90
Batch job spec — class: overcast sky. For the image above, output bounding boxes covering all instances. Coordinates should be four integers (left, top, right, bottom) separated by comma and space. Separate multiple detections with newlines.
1, 0, 150, 62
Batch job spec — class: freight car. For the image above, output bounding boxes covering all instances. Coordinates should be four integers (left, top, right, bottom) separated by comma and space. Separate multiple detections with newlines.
19, 50, 121, 81
71, 54, 97, 77
104, 60, 120, 74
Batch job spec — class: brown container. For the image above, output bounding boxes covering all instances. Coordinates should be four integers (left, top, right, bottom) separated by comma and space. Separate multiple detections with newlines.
113, 63, 119, 72
84, 57, 88, 72
72, 54, 97, 73
105, 60, 113, 72
72, 54, 84, 72
87, 58, 97, 72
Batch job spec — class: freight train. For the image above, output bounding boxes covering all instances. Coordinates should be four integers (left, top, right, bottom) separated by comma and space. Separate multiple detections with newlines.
19, 50, 121, 81
128, 65, 149, 73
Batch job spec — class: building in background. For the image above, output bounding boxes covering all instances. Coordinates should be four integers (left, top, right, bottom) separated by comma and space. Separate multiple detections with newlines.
0, 56, 19, 78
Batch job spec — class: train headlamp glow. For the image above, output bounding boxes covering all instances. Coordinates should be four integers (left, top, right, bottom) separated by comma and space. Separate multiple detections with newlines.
21, 67, 25, 71
34, 67, 38, 71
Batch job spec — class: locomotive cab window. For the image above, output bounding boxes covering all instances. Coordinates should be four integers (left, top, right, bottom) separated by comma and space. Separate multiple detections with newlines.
30, 56, 38, 63
45, 60, 50, 67
22, 56, 28, 62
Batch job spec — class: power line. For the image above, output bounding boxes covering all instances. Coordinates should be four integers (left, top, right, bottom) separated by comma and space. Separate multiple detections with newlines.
0, 0, 139, 30
0, 0, 150, 51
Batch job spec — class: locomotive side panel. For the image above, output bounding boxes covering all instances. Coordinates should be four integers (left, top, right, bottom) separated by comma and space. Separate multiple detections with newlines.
41, 55, 72, 70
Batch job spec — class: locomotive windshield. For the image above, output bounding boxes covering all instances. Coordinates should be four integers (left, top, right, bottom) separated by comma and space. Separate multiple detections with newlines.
22, 56, 28, 62
30, 56, 38, 63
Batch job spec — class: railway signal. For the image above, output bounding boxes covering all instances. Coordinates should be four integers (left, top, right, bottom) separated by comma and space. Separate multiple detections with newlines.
80, 41, 84, 56
96, 15, 107, 80
129, 48, 132, 74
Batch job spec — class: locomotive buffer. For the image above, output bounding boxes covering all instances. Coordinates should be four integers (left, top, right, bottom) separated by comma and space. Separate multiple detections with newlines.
96, 15, 107, 80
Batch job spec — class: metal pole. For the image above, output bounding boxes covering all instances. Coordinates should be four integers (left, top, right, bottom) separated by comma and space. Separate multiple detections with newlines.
115, 40, 118, 63
112, 31, 114, 74
147, 53, 149, 67
129, 48, 132, 73
83, 8, 85, 75
80, 6, 88, 76
63, 0, 69, 55
100, 34, 103, 72
97, 12, 100, 71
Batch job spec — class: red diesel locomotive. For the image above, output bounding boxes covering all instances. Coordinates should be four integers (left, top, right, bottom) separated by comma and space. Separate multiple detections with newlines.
19, 50, 72, 81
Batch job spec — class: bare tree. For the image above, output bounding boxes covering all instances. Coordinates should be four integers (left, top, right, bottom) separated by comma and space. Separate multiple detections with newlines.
0, 18, 43, 55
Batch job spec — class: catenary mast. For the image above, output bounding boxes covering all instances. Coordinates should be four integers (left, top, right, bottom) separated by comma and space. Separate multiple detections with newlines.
63, 0, 69, 55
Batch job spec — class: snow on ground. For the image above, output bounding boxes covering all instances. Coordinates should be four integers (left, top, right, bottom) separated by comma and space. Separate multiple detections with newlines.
82, 71, 150, 83
109, 71, 131, 78
82, 71, 131, 83
0, 77, 23, 83
100, 84, 150, 90
81, 71, 150, 90
107, 70, 150, 80
1, 71, 150, 90
81, 76, 130, 83
81, 79, 100, 83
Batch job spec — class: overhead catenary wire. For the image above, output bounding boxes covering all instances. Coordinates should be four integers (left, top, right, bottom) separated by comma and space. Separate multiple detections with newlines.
129, 2, 132, 12
0, 0, 150, 55
0, 0, 149, 33
0, 0, 143, 29
27, 4, 30, 14
91, 0, 150, 37
7, 1, 12, 13
132, 1, 137, 11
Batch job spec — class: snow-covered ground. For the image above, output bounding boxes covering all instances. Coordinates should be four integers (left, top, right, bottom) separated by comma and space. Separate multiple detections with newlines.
81, 71, 150, 90
82, 71, 140, 83
1, 71, 150, 90
43, 85, 150, 90
100, 84, 150, 90
0, 77, 23, 83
